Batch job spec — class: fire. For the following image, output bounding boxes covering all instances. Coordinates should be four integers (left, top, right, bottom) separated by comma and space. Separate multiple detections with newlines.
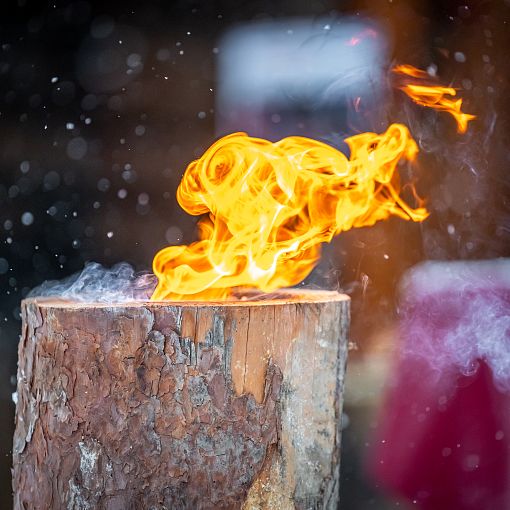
151, 124, 427, 300
151, 65, 474, 301
393, 65, 476, 133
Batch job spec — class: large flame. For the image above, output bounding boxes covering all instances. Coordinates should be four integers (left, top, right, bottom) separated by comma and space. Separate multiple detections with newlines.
151, 124, 427, 300
151, 65, 474, 301
393, 64, 476, 133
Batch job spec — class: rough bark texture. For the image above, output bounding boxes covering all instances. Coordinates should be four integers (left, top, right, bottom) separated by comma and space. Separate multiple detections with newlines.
13, 291, 349, 510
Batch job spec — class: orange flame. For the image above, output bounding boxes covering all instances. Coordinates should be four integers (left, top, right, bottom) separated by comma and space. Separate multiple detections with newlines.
151, 124, 428, 301
393, 64, 475, 133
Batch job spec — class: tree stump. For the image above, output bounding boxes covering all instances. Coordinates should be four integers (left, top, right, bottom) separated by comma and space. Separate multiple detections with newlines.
13, 291, 349, 509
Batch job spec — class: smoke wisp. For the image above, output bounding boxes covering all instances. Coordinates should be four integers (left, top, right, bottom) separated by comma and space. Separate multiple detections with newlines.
399, 260, 510, 392
28, 262, 157, 303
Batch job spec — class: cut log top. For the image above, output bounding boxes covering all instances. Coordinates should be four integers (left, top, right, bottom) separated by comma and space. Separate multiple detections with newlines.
27, 288, 348, 308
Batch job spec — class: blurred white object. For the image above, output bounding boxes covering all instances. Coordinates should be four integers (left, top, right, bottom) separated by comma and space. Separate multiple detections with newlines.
216, 17, 389, 140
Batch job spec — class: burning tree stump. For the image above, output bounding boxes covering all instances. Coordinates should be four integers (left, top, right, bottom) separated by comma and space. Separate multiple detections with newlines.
13, 291, 349, 510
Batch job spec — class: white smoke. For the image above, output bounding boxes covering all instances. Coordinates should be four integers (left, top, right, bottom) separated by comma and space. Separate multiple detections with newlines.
399, 259, 510, 392
28, 262, 157, 303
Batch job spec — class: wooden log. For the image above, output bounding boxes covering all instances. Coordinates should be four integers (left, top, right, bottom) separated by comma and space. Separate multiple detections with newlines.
13, 290, 349, 510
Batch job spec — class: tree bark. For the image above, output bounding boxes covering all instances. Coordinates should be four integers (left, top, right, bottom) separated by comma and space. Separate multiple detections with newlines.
13, 291, 349, 510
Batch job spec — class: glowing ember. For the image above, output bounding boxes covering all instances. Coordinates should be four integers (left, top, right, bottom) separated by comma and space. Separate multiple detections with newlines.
151, 65, 473, 301
393, 64, 476, 133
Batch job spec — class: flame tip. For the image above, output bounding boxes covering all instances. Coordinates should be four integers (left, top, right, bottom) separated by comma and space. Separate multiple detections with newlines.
393, 64, 475, 133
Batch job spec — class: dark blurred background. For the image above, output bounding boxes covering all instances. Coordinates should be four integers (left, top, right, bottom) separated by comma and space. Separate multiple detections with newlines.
1, 0, 509, 508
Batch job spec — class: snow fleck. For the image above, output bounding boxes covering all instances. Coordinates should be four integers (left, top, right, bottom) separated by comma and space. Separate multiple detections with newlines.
427, 64, 437, 76
137, 193, 149, 205
463, 454, 480, 471
97, 178, 110, 192
126, 53, 142, 68
21, 212, 34, 226
20, 160, 30, 174
106, 231, 114, 238
165, 226, 183, 244
43, 171, 61, 191
122, 169, 137, 183
66, 137, 87, 160
454, 52, 466, 63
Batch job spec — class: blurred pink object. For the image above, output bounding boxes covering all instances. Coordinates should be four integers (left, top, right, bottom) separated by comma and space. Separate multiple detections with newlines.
368, 260, 510, 510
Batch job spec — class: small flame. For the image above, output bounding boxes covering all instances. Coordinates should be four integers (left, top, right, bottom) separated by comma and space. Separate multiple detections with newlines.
393, 64, 476, 133
151, 124, 428, 301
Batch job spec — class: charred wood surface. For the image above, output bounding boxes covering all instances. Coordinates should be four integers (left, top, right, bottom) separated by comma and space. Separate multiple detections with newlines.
13, 292, 349, 510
